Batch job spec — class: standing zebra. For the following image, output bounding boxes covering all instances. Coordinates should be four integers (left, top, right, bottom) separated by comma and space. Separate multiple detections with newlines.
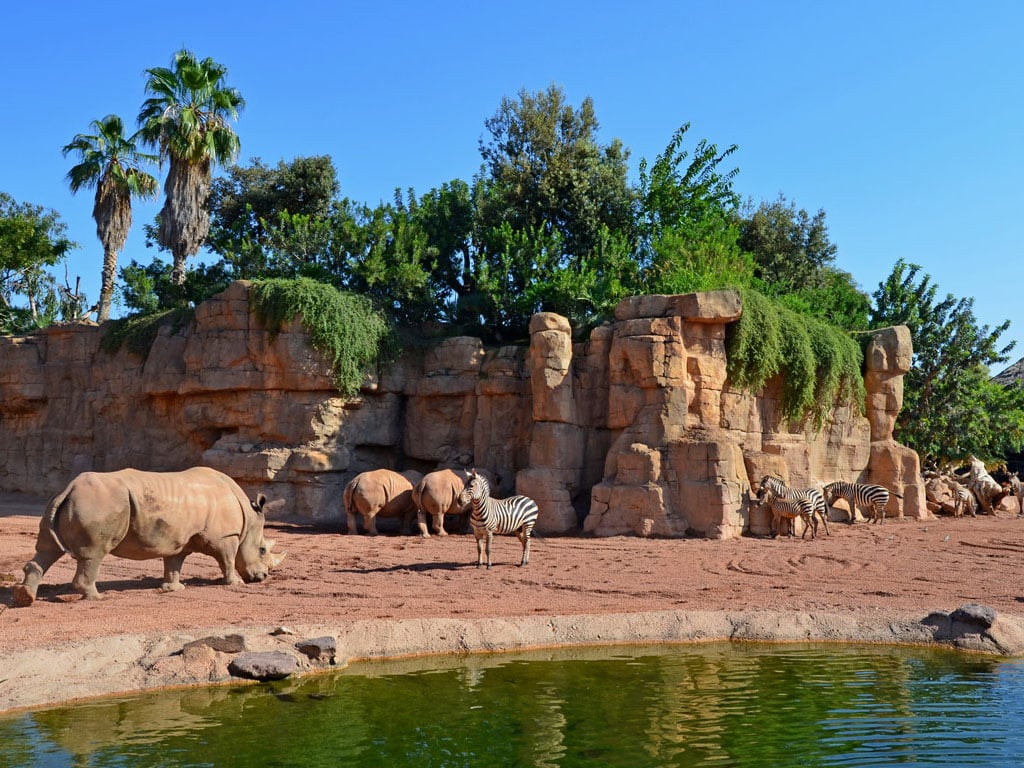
757, 475, 830, 537
458, 469, 540, 569
822, 481, 892, 524
756, 480, 817, 539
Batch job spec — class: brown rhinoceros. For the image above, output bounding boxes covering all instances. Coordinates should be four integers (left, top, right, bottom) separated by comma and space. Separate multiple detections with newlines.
413, 468, 497, 537
13, 467, 284, 606
343, 469, 423, 535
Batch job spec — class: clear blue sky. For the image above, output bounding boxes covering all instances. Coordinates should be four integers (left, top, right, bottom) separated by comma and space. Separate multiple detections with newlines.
2, 1, 1021, 371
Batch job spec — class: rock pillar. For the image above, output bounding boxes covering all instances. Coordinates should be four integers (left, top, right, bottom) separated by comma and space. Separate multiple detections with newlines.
516, 313, 584, 534
864, 325, 928, 520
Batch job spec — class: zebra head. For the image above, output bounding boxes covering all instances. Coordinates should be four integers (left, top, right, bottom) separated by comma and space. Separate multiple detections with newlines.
822, 482, 839, 504
756, 475, 786, 504
459, 469, 489, 506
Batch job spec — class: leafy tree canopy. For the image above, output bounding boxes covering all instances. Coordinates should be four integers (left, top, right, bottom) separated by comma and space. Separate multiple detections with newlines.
206, 155, 339, 276
740, 194, 837, 293
0, 193, 82, 332
637, 123, 751, 296
869, 259, 1024, 463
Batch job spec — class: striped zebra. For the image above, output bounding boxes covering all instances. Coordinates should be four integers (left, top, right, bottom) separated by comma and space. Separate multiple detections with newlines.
757, 475, 830, 537
822, 481, 891, 524
952, 482, 977, 518
756, 478, 817, 539
458, 469, 540, 569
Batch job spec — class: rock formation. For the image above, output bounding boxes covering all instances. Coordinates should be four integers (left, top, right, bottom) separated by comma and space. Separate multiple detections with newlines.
0, 281, 923, 537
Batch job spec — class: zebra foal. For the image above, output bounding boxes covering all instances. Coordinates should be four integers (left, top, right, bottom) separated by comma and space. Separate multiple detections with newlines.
757, 475, 829, 537
822, 481, 891, 524
458, 469, 540, 569
755, 476, 819, 539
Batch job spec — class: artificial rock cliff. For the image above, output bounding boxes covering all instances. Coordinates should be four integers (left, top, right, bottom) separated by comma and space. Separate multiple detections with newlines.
0, 281, 924, 537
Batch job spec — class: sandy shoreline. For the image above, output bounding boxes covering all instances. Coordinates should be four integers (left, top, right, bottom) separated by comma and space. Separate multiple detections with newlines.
5, 491, 1024, 713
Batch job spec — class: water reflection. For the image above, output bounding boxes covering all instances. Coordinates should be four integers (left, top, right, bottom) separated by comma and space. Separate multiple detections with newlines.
2, 643, 1023, 767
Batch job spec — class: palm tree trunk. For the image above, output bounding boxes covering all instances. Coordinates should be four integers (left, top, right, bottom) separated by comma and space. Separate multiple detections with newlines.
160, 158, 212, 287
97, 246, 118, 322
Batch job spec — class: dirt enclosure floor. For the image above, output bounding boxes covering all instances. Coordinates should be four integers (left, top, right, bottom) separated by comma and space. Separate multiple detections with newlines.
4, 492, 1024, 711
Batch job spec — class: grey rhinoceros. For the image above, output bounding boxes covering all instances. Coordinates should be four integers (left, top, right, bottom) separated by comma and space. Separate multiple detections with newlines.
13, 467, 285, 606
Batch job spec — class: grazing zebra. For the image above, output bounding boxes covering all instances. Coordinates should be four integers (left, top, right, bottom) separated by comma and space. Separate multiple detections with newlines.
952, 482, 977, 518
756, 479, 818, 539
458, 469, 540, 569
822, 481, 891, 524
757, 475, 830, 537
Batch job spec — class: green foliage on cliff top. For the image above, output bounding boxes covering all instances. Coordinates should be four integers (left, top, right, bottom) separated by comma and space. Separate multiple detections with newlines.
249, 277, 395, 396
99, 307, 194, 356
726, 287, 864, 428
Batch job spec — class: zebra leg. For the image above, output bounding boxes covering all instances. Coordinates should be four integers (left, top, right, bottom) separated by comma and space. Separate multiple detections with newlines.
485, 531, 494, 570
518, 528, 530, 566
475, 531, 485, 568
816, 508, 830, 536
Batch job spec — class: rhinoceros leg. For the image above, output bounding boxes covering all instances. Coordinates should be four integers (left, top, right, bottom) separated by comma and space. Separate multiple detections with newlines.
364, 512, 380, 536
345, 510, 361, 535
70, 556, 104, 600
416, 509, 432, 538
13, 535, 67, 606
433, 512, 448, 536
160, 553, 189, 592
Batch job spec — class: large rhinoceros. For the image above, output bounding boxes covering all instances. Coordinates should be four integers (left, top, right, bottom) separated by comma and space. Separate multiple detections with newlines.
413, 468, 497, 537
13, 467, 285, 606
343, 469, 423, 535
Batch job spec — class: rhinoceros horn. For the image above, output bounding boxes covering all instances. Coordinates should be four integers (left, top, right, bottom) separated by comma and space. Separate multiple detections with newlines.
264, 538, 286, 569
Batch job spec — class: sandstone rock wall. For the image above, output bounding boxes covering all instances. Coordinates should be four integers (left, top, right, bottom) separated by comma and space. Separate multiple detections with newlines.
0, 281, 923, 537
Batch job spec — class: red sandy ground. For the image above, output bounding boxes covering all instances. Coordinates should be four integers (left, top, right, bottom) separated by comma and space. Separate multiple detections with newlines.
3, 492, 1024, 655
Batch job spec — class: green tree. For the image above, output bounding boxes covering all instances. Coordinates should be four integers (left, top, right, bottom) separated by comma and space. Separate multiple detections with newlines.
407, 179, 480, 326
63, 114, 159, 321
474, 85, 636, 333
637, 123, 752, 295
206, 155, 339, 276
870, 259, 1024, 462
118, 256, 235, 315
773, 267, 871, 330
0, 193, 79, 332
138, 49, 244, 286
740, 194, 838, 293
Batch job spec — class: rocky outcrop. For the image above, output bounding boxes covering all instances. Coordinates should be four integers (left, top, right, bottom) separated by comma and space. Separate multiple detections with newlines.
0, 281, 918, 538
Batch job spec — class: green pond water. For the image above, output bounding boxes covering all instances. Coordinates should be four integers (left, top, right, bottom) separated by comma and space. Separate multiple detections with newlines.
3, 642, 1024, 767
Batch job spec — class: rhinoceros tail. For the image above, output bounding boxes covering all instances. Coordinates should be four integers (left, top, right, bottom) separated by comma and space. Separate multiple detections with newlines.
343, 479, 355, 517
41, 483, 74, 553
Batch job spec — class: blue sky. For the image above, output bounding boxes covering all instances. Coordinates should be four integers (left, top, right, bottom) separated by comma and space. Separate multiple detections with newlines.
2, 1, 1021, 370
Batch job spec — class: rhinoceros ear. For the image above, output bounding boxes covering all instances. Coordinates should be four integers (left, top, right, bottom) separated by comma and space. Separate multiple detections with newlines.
263, 498, 286, 514
251, 493, 268, 514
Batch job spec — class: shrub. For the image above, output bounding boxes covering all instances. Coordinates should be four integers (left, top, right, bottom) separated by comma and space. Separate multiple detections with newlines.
249, 277, 395, 396
99, 308, 194, 356
726, 287, 864, 427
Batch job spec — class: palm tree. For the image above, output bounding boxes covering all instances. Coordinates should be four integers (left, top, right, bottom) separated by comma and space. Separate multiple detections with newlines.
137, 49, 244, 286
63, 115, 158, 322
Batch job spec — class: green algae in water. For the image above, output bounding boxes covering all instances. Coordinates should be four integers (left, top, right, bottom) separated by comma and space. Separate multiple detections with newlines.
4, 642, 1024, 767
